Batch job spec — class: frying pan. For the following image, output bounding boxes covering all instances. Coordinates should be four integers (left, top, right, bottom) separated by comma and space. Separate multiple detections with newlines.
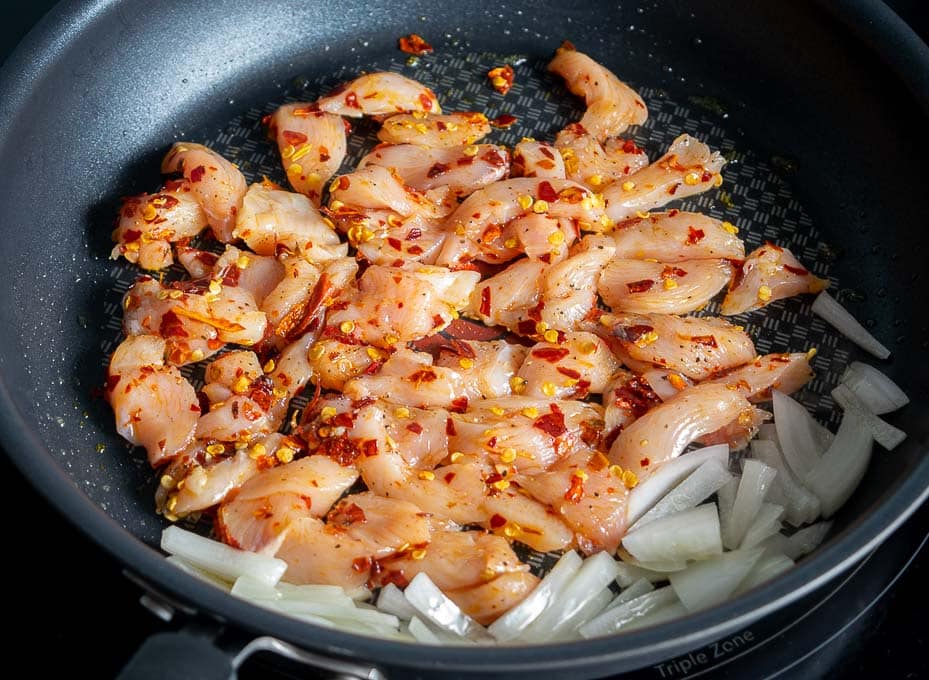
1, 0, 928, 677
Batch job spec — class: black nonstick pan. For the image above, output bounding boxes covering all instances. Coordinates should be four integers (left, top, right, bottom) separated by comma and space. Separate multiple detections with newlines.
1, 0, 928, 677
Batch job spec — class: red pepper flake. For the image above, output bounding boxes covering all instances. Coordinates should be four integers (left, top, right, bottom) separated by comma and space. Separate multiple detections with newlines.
345, 92, 360, 109
640, 457, 651, 467
281, 130, 308, 146
361, 439, 379, 458
613, 377, 662, 418
444, 472, 457, 484
362, 361, 382, 375
387, 237, 403, 251
479, 287, 492, 316
406, 422, 424, 435
701, 171, 713, 182
331, 412, 355, 428
687, 226, 706, 244
406, 227, 422, 241
564, 474, 585, 503
418, 92, 435, 111
450, 396, 469, 413
517, 319, 537, 336
490, 113, 517, 128
617, 323, 655, 344
487, 65, 515, 95
330, 502, 367, 527
533, 411, 567, 438
527, 300, 545, 322
408, 369, 438, 384
489, 513, 507, 529
531, 347, 570, 363
159, 310, 188, 338
626, 279, 655, 294
557, 366, 582, 380
539, 146, 555, 160
336, 176, 350, 191
352, 556, 372, 573
480, 148, 507, 167
661, 265, 687, 279
537, 180, 558, 203
407, 245, 423, 255
690, 335, 718, 347
436, 120, 447, 131
189, 165, 206, 183
319, 436, 362, 466
432, 313, 445, 328
621, 138, 645, 154
427, 162, 449, 178
398, 33, 433, 55
784, 264, 809, 276
668, 183, 679, 195
189, 403, 201, 412
446, 417, 457, 436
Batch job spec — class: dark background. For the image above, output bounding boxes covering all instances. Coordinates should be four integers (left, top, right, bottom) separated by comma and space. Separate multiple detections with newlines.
1, 2, 927, 678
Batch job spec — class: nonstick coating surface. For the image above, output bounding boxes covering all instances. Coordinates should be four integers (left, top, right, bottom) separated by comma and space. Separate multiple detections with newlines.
1, 0, 928, 676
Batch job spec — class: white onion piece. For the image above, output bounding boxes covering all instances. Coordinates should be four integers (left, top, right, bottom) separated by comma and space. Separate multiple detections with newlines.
740, 503, 785, 549
757, 423, 779, 443
615, 547, 688, 573
161, 526, 287, 586
519, 551, 619, 642
615, 561, 673, 586
165, 555, 231, 590
626, 444, 730, 525
841, 362, 909, 415
624, 602, 689, 631
231, 574, 281, 601
404, 572, 491, 642
811, 291, 891, 359
805, 410, 873, 517
831, 383, 906, 450
376, 583, 418, 620
716, 476, 739, 538
488, 550, 583, 642
773, 390, 832, 480
629, 459, 732, 532
750, 439, 821, 527
622, 504, 723, 564
407, 616, 444, 644
721, 460, 777, 550
578, 586, 678, 639
607, 578, 655, 610
669, 547, 764, 612
566, 589, 614, 638
276, 582, 360, 606
784, 521, 833, 560
735, 552, 795, 595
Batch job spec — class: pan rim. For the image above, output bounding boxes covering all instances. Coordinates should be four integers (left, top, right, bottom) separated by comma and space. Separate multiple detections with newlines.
1, 0, 928, 673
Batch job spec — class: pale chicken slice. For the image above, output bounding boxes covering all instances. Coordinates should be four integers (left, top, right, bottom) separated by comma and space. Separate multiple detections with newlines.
548, 42, 648, 140
268, 104, 347, 203
611, 210, 745, 261
602, 135, 725, 222
554, 124, 648, 189
700, 351, 814, 402
516, 331, 620, 399
316, 72, 441, 117
512, 139, 567, 179
721, 243, 829, 315
377, 112, 490, 147
447, 571, 540, 625
161, 142, 247, 242
434, 339, 529, 399
605, 312, 756, 380
598, 258, 732, 315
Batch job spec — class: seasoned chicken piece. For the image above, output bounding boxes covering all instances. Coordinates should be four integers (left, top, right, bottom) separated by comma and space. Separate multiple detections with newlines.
517, 449, 631, 554
111, 181, 207, 270
512, 139, 566, 179
446, 571, 540, 625
554, 124, 648, 189
435, 178, 605, 267
233, 182, 346, 262
516, 331, 620, 399
267, 104, 347, 204
161, 142, 247, 242
435, 339, 529, 399
602, 135, 725, 222
721, 243, 829, 315
327, 264, 479, 349
480, 488, 575, 552
602, 370, 663, 440
359, 143, 509, 198
106, 335, 199, 466
611, 210, 745, 261
377, 112, 491, 147
326, 492, 433, 559
598, 258, 732, 315
700, 351, 814, 402
548, 42, 647, 140
316, 72, 441, 117
606, 312, 756, 380
608, 383, 752, 478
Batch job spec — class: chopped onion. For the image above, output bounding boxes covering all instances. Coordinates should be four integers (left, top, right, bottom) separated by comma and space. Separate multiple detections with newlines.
784, 521, 833, 560
519, 551, 619, 642
404, 572, 491, 642
277, 582, 364, 605
841, 361, 909, 415
407, 616, 444, 644
773, 390, 832, 480
740, 503, 785, 549
831, 383, 906, 450
629, 459, 732, 532
669, 547, 764, 612
811, 290, 890, 359
624, 601, 689, 631
750, 439, 821, 527
165, 555, 231, 590
606, 578, 655, 610
622, 504, 723, 564
161, 526, 287, 586
615, 547, 688, 573
488, 550, 583, 642
735, 552, 795, 595
757, 423, 779, 443
578, 586, 679, 639
805, 410, 873, 517
564, 589, 614, 638
377, 583, 419, 620
626, 444, 730, 525
231, 574, 281, 601
716, 475, 739, 538
721, 460, 777, 550
615, 561, 674, 587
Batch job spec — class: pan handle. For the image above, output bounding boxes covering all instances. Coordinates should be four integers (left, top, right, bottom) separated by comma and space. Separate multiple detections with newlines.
117, 576, 386, 680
